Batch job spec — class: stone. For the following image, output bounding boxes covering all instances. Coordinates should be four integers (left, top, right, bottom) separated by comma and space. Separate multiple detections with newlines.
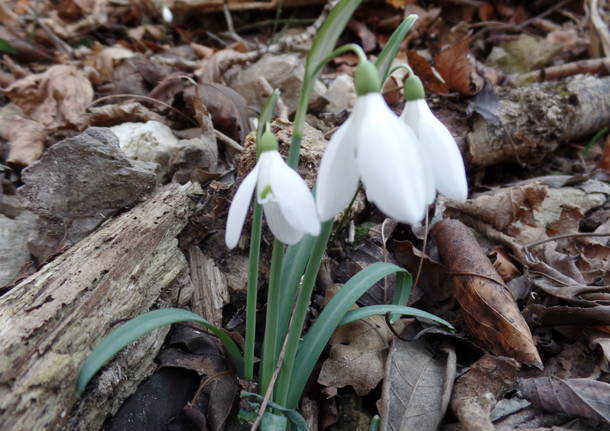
0, 212, 35, 286
18, 128, 157, 260
323, 73, 356, 114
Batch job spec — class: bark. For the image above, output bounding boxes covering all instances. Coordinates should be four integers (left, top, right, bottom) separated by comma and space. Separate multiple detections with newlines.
0, 182, 199, 431
467, 75, 610, 167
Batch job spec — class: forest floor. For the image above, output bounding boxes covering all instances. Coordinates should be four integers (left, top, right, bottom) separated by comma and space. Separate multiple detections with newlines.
1, 0, 609, 430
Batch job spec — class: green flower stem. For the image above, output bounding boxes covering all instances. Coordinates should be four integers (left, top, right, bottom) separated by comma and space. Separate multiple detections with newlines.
244, 202, 263, 380
260, 238, 285, 396
385, 63, 413, 80
274, 220, 333, 406
287, 43, 367, 169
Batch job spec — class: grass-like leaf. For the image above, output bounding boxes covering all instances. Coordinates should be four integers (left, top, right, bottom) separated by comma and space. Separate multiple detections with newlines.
76, 308, 243, 395
241, 391, 308, 430
0, 38, 17, 54
286, 262, 410, 407
305, 0, 362, 80
375, 15, 418, 83
340, 304, 453, 328
256, 89, 280, 143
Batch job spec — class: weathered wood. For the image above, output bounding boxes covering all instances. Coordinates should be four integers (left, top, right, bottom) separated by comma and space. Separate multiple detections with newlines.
0, 182, 199, 431
467, 75, 610, 167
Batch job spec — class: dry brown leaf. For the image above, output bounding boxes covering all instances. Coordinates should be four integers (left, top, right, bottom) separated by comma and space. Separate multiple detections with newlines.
317, 314, 400, 396
519, 377, 610, 423
0, 104, 45, 166
451, 355, 520, 431
86, 43, 135, 82
490, 247, 521, 283
86, 102, 165, 127
5, 65, 93, 129
432, 219, 542, 368
407, 50, 449, 94
434, 37, 483, 95
384, 0, 417, 7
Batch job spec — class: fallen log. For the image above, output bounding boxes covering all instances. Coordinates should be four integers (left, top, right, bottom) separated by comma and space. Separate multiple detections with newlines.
467, 75, 610, 167
0, 182, 199, 431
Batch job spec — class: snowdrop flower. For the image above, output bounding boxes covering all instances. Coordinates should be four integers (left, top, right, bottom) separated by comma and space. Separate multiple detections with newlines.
161, 5, 173, 24
400, 74, 468, 202
316, 60, 428, 225
225, 130, 320, 249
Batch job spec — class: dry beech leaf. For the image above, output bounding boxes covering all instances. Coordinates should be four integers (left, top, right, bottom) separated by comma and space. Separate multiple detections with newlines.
379, 325, 449, 431
5, 65, 93, 129
432, 219, 542, 368
490, 247, 521, 282
519, 377, 610, 423
317, 314, 399, 396
599, 136, 610, 173
407, 50, 449, 94
198, 83, 250, 143
0, 104, 45, 165
86, 102, 165, 127
86, 43, 135, 82
434, 37, 483, 95
451, 355, 520, 431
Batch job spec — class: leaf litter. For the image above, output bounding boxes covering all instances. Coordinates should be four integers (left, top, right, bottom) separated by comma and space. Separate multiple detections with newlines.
1, 0, 610, 430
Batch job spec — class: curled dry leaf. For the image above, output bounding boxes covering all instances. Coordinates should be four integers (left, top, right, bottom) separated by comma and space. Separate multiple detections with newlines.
86, 102, 165, 127
5, 65, 93, 129
317, 314, 399, 396
379, 324, 451, 431
519, 377, 610, 424
432, 219, 542, 368
86, 43, 135, 82
434, 37, 483, 95
406, 50, 449, 94
0, 104, 45, 165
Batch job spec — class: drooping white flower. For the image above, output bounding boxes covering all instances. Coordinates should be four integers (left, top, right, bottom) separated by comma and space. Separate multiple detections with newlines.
225, 131, 320, 249
400, 74, 468, 203
161, 5, 173, 24
316, 61, 428, 225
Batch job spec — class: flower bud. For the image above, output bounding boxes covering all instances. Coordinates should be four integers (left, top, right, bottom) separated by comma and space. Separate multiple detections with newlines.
354, 60, 381, 96
404, 73, 425, 101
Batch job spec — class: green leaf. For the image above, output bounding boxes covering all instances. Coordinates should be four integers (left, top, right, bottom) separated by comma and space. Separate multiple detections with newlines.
287, 262, 410, 407
305, 0, 363, 80
241, 391, 308, 431
76, 308, 244, 395
277, 235, 315, 339
369, 415, 381, 431
340, 304, 453, 329
390, 270, 412, 322
375, 15, 418, 83
0, 38, 17, 54
261, 412, 288, 430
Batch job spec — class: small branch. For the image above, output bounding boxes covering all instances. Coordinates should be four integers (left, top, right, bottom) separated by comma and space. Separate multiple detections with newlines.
522, 232, 610, 253
514, 58, 610, 83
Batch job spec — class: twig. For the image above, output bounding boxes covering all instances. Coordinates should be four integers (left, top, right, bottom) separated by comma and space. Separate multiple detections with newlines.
412, 210, 430, 292
522, 232, 610, 255
215, 129, 245, 152
514, 58, 610, 83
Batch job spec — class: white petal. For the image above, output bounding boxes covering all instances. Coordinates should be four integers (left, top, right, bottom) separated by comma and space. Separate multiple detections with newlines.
256, 151, 274, 204
355, 94, 427, 224
415, 101, 468, 202
315, 117, 360, 221
263, 200, 304, 245
225, 165, 259, 249
268, 152, 321, 237
401, 100, 436, 204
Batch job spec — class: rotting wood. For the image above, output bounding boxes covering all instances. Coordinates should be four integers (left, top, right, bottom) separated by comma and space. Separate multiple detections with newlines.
0, 182, 200, 431
467, 75, 610, 167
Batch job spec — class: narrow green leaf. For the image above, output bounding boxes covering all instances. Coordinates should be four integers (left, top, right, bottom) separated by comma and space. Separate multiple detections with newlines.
287, 262, 409, 407
390, 270, 412, 322
0, 38, 17, 54
375, 15, 418, 83
305, 0, 363, 80
241, 391, 308, 431
76, 308, 244, 395
340, 304, 453, 329
277, 235, 315, 338
369, 415, 381, 431
261, 412, 288, 430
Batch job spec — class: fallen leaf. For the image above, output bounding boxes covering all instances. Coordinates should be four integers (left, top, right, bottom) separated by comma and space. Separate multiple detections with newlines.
86, 43, 135, 82
519, 377, 610, 423
0, 104, 45, 165
384, 0, 417, 7
317, 314, 398, 396
406, 50, 449, 94
348, 18, 376, 53
432, 219, 542, 368
86, 102, 165, 127
434, 37, 482, 95
5, 65, 94, 129
490, 246, 521, 283
451, 355, 520, 431
198, 82, 250, 143
379, 324, 451, 431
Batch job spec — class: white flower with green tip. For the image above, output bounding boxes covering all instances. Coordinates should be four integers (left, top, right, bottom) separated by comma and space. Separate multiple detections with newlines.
225, 130, 320, 249
400, 74, 468, 203
316, 60, 428, 225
